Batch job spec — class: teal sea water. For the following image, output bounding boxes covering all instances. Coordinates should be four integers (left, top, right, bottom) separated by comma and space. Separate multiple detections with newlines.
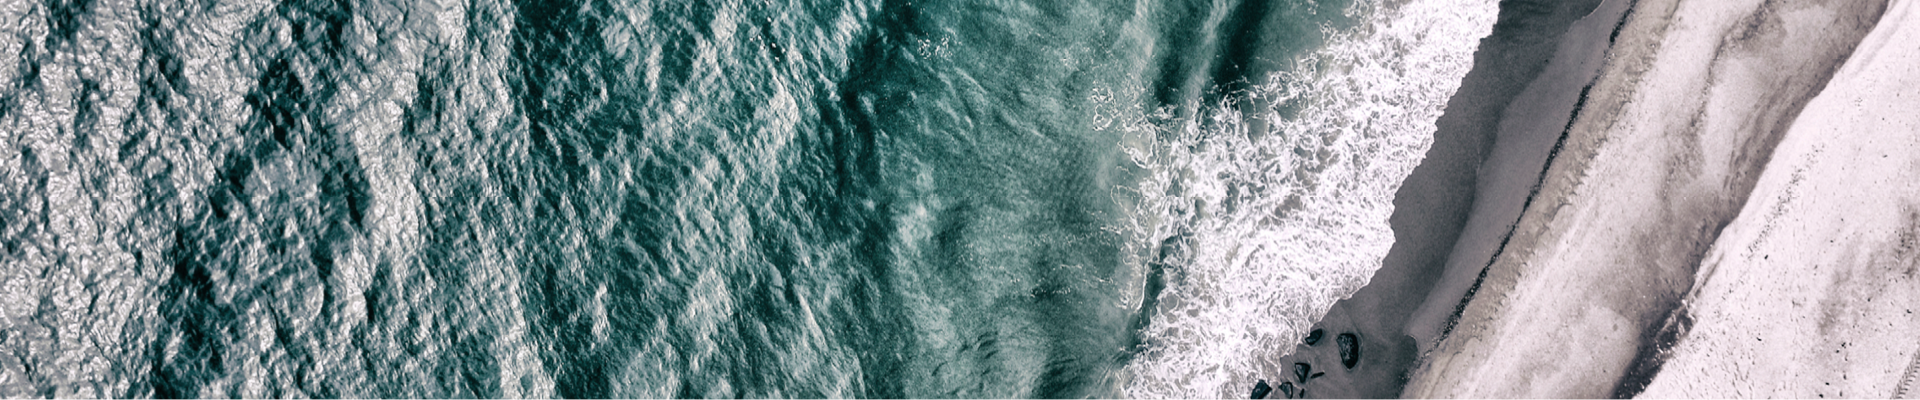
0, 0, 1488, 397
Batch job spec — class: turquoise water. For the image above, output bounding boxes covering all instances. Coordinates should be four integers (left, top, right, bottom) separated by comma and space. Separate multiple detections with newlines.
0, 0, 1489, 397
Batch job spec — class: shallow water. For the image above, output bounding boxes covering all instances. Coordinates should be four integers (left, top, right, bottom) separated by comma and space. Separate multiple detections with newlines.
0, 0, 1489, 397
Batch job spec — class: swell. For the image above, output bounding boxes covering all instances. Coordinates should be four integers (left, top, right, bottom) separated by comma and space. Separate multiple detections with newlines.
1144, 0, 1348, 122
816, 0, 913, 395
150, 0, 396, 395
1209, 0, 1275, 101
1146, 0, 1215, 118
507, 0, 666, 396
1, 0, 1462, 397
497, 0, 903, 396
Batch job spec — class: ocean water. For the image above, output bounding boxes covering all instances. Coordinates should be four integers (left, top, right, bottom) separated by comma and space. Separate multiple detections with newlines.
0, 0, 1489, 397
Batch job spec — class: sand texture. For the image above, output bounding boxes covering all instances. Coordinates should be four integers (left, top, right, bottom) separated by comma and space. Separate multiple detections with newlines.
1635, 0, 1920, 396
1400, 0, 1891, 397
1255, 0, 1604, 397
1252, 0, 1919, 397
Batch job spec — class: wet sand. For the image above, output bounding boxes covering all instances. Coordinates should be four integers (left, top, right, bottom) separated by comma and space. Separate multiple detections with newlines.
1255, 0, 1606, 397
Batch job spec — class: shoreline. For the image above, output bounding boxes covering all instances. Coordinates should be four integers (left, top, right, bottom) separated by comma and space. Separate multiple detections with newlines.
1257, 0, 1910, 397
1255, 0, 1606, 397
1405, 0, 1889, 396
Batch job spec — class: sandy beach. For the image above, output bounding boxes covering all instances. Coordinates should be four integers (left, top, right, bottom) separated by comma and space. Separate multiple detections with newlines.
1258, 0, 1607, 397
1258, 0, 1916, 397
1405, 0, 1888, 396
1637, 0, 1920, 395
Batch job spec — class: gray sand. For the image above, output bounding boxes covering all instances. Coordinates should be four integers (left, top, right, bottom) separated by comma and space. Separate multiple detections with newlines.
1259, 0, 1603, 397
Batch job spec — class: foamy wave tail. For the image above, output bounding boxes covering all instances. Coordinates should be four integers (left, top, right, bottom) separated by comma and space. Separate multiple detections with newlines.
1118, 0, 1495, 397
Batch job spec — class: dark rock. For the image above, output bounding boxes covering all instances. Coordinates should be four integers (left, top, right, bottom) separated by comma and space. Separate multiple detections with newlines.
1294, 362, 1311, 383
1304, 329, 1324, 345
1252, 379, 1273, 399
1310, 372, 1324, 379
1279, 381, 1296, 399
1337, 333, 1360, 369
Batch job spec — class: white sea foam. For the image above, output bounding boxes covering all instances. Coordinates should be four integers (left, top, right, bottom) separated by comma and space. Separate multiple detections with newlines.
1114, 0, 1494, 397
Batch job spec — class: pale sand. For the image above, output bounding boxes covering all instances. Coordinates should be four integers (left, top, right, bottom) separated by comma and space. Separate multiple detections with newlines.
1636, 0, 1920, 396
1257, 0, 1908, 396
1401, 0, 1889, 397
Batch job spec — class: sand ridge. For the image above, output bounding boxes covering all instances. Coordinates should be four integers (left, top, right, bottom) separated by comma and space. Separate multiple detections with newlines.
1638, 0, 1920, 395
1253, 0, 1607, 397
1402, 0, 1890, 397
1250, 0, 1911, 397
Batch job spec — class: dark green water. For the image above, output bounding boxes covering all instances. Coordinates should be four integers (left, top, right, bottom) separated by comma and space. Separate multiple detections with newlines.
0, 0, 1489, 397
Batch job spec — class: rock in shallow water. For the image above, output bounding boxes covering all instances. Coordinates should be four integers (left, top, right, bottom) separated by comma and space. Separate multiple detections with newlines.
1337, 333, 1360, 369
1251, 379, 1272, 399
1305, 329, 1324, 345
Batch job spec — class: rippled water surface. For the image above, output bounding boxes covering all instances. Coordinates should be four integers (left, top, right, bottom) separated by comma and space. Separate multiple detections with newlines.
0, 0, 1490, 396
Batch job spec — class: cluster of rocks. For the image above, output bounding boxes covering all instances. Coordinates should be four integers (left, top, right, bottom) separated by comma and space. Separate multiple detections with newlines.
1250, 330, 1360, 399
